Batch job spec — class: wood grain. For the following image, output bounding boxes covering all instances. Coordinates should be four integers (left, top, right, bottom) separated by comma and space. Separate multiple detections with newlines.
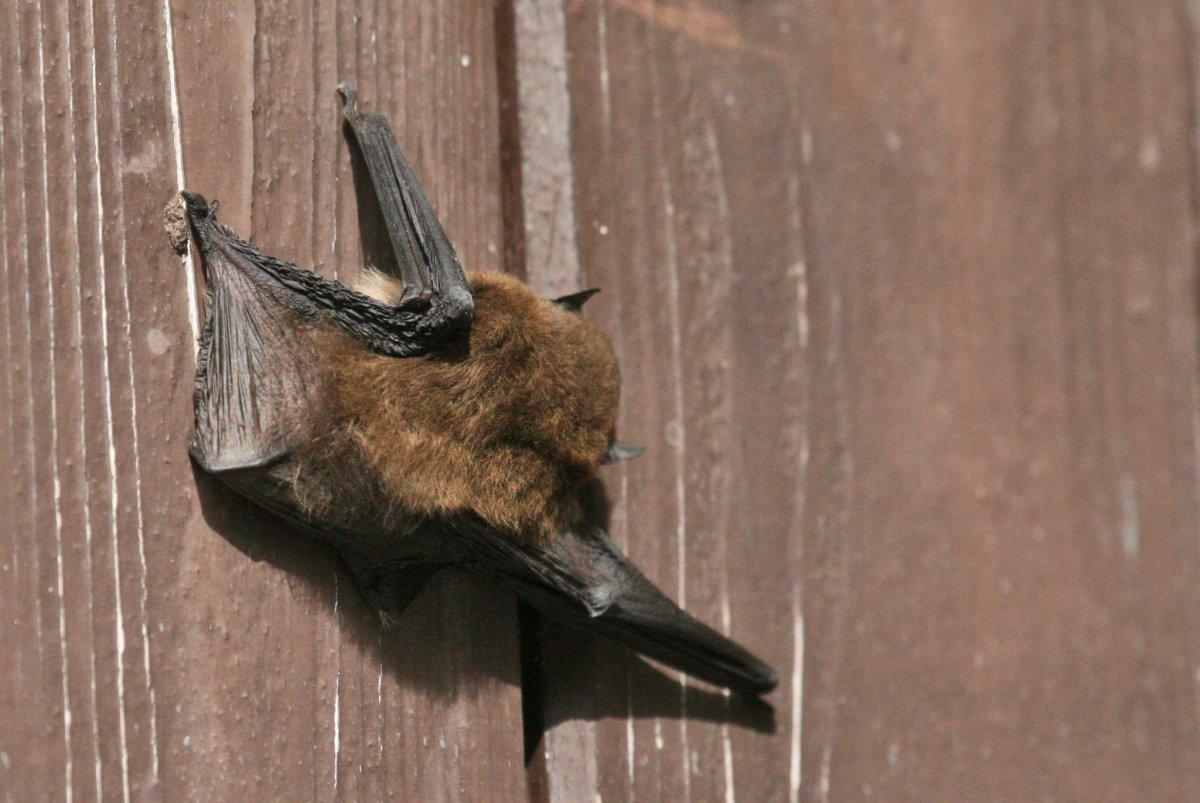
793, 3, 1200, 799
164, 1, 525, 800
0, 1, 526, 800
524, 1, 1200, 801
525, 2, 804, 800
4, 1, 1200, 801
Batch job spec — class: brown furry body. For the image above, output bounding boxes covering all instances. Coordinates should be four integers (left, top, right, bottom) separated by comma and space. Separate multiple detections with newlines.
294, 271, 620, 543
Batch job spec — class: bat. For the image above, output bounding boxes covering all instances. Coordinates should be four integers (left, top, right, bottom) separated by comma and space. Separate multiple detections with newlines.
165, 85, 778, 695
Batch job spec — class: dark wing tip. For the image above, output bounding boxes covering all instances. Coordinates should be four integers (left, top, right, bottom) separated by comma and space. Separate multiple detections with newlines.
759, 665, 782, 693
338, 86, 476, 350
739, 658, 781, 695
453, 513, 779, 695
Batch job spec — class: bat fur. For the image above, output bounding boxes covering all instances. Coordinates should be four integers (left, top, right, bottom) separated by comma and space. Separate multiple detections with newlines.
290, 269, 620, 545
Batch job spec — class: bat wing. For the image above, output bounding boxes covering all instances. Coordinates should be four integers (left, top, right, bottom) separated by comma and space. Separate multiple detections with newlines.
186, 196, 325, 473
450, 515, 779, 695
339, 85, 473, 338
186, 86, 475, 471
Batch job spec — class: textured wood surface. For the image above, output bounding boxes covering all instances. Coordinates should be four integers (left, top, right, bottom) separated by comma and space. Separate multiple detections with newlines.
522, 2, 805, 800
0, 1, 524, 800
523, 1, 1200, 801
793, 4, 1200, 799
4, 1, 1200, 801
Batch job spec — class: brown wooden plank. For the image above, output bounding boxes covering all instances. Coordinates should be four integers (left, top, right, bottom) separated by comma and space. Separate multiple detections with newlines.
792, 2, 1200, 799
51, 2, 136, 798
0, 1, 23, 794
498, 3, 597, 800
0, 3, 51, 799
519, 1, 803, 800
49, 0, 140, 796
91, 0, 174, 794
16, 0, 79, 799
0, 32, 13, 798
528, 1, 1200, 801
5, 1, 1200, 800
92, 4, 212, 797
1, 0, 526, 799
160, 1, 526, 800
44, 2, 138, 798
346, 9, 525, 798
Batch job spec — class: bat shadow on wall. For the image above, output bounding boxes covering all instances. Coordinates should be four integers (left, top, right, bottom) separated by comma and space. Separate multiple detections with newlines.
192, 464, 520, 701
194, 466, 774, 735
524, 617, 777, 754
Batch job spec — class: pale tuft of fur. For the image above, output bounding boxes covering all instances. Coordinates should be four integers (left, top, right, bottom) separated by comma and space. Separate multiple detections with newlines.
353, 268, 406, 304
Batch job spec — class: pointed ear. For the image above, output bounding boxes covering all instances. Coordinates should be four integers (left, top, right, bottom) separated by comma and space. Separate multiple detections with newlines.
603, 441, 646, 464
554, 287, 601, 312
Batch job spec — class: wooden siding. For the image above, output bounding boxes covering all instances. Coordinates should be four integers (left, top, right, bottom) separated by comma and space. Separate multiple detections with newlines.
2, 1, 1200, 801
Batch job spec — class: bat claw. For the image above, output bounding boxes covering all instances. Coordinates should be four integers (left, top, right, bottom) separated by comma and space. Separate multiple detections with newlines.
336, 83, 358, 118
396, 287, 434, 313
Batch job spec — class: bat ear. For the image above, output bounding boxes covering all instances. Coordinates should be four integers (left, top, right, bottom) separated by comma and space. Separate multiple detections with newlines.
603, 440, 646, 464
553, 287, 601, 312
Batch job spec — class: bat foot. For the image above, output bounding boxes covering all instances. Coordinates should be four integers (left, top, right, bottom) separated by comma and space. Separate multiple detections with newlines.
604, 440, 646, 464
376, 606, 398, 631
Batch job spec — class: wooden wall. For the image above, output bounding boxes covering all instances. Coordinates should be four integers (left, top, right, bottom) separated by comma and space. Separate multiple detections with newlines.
2, 1, 1200, 800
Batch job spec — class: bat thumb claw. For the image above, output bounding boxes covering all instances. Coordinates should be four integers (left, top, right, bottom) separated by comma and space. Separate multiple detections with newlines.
163, 193, 191, 255
336, 83, 358, 118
